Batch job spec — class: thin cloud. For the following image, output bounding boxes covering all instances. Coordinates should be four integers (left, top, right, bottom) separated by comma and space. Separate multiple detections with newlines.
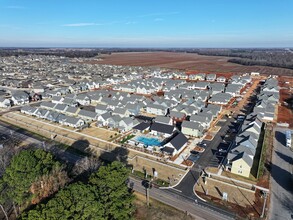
62, 21, 124, 27
125, 21, 137, 25
62, 23, 100, 27
138, 11, 179, 18
154, 18, 164, 22
4, 6, 26, 9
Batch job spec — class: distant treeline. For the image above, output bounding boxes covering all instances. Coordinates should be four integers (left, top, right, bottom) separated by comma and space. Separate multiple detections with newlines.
188, 48, 293, 70
0, 48, 165, 58
0, 49, 107, 58
1, 48, 293, 69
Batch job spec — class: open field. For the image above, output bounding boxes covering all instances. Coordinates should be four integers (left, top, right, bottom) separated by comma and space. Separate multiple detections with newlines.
134, 192, 195, 220
89, 52, 293, 76
80, 126, 118, 141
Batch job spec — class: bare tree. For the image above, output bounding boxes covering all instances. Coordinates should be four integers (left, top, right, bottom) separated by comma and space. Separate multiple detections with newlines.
71, 156, 101, 177
30, 167, 70, 205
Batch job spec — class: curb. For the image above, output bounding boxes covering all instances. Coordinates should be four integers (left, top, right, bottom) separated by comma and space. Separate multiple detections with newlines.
159, 167, 191, 189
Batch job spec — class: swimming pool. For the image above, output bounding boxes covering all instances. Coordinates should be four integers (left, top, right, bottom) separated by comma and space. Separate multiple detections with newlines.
136, 136, 161, 146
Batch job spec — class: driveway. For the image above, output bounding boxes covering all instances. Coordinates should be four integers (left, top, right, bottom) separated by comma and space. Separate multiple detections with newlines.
268, 127, 293, 220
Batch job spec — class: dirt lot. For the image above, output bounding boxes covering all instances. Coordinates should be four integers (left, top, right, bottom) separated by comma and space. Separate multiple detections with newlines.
80, 126, 118, 141
134, 192, 194, 220
90, 52, 293, 76
195, 177, 262, 219
195, 177, 255, 207
277, 76, 293, 127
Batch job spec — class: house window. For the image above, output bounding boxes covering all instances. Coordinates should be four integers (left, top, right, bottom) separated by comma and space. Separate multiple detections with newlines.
238, 170, 242, 174
240, 165, 242, 168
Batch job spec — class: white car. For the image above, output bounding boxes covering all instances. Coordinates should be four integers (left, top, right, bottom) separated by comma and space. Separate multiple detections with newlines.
219, 148, 227, 153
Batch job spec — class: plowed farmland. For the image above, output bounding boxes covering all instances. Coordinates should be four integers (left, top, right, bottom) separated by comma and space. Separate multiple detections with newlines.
91, 52, 293, 76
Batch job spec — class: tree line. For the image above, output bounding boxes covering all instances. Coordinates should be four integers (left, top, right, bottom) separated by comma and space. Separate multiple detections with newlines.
0, 147, 134, 220
188, 48, 293, 70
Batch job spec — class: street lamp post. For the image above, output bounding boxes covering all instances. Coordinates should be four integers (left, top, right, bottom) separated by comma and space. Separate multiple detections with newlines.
260, 191, 268, 218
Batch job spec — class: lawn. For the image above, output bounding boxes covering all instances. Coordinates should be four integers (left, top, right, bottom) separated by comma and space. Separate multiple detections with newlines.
80, 126, 118, 141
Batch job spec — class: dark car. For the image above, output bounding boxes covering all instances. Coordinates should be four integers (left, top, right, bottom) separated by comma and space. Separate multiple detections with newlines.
190, 150, 199, 155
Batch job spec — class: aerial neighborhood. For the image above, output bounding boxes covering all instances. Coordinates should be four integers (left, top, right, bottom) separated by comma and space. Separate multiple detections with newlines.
1, 1, 293, 219
0, 53, 291, 220
0, 55, 280, 173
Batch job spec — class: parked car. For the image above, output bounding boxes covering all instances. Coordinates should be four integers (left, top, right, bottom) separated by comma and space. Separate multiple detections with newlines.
190, 150, 199, 155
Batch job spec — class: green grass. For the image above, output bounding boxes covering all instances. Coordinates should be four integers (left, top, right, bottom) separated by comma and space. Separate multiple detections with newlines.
130, 170, 169, 187
120, 134, 135, 144
257, 126, 271, 179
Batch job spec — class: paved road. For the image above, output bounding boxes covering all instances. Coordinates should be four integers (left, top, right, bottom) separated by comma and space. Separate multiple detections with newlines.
269, 127, 293, 220
130, 178, 233, 220
173, 115, 233, 196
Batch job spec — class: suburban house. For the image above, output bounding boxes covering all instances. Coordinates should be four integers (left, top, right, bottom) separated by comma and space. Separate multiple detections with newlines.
95, 104, 108, 115
107, 115, 122, 129
76, 94, 91, 106
35, 108, 50, 119
193, 82, 209, 90
226, 152, 253, 177
41, 101, 56, 110
97, 112, 112, 127
146, 104, 167, 116
189, 73, 206, 81
209, 93, 232, 105
11, 91, 30, 105
217, 76, 226, 82
154, 116, 173, 125
162, 132, 188, 156
189, 114, 212, 129
0, 98, 11, 108
181, 120, 203, 137
112, 107, 131, 118
51, 96, 64, 104
54, 103, 68, 112
118, 117, 140, 132
169, 111, 186, 123
62, 116, 85, 128
206, 73, 217, 81
125, 103, 141, 116
78, 109, 98, 121
225, 84, 243, 97
209, 83, 225, 95
66, 106, 80, 116
20, 106, 38, 115
150, 122, 176, 137
132, 122, 151, 134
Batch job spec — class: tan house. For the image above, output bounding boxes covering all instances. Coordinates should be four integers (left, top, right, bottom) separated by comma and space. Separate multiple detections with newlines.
181, 121, 203, 137
227, 152, 253, 178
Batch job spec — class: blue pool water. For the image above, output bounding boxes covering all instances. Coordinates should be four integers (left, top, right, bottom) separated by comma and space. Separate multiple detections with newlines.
136, 136, 161, 146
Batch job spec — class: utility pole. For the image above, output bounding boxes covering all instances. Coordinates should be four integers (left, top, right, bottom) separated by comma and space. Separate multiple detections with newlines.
260, 191, 268, 218
0, 204, 8, 220
146, 186, 150, 206
145, 179, 152, 206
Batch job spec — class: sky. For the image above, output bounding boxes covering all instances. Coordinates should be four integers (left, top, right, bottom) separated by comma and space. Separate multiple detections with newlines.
0, 0, 293, 48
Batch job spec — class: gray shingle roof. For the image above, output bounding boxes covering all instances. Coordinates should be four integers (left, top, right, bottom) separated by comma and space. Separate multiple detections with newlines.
150, 122, 175, 134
